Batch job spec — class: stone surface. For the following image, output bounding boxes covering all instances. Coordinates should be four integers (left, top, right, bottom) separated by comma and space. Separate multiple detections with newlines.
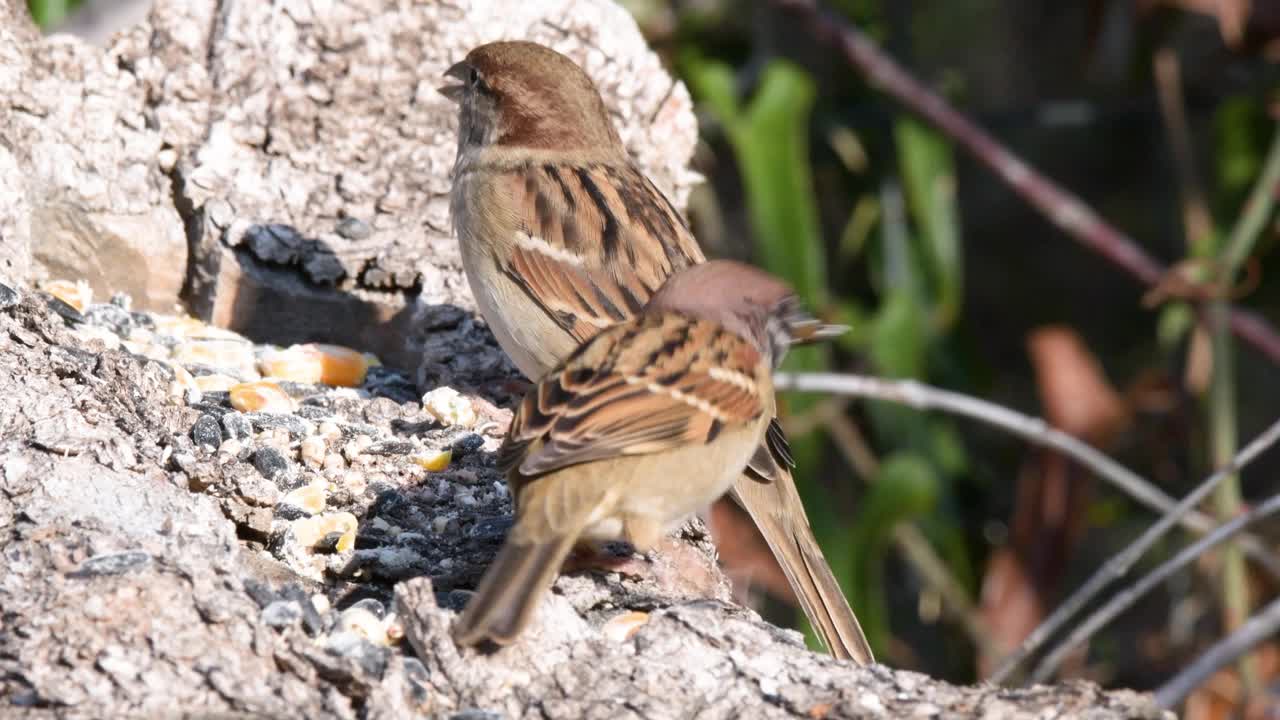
128, 0, 694, 369
2, 2, 187, 310
3, 0, 698, 367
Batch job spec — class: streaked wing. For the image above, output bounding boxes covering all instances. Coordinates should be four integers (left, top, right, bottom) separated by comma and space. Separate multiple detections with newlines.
495, 162, 706, 344
766, 418, 795, 468
502, 314, 765, 478
745, 418, 795, 484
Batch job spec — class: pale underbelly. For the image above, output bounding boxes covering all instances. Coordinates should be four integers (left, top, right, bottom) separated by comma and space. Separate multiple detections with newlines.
577, 426, 762, 544
458, 241, 576, 380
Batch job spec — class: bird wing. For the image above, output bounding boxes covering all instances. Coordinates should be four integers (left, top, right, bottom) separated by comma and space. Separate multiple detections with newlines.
493, 162, 705, 344
500, 313, 766, 479
745, 418, 796, 484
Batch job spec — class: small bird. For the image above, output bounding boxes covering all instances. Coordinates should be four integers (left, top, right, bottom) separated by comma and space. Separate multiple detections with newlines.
443, 40, 873, 663
452, 261, 843, 647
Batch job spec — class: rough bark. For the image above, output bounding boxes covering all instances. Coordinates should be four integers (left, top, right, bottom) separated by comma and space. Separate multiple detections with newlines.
0, 282, 1170, 720
0, 1, 1170, 717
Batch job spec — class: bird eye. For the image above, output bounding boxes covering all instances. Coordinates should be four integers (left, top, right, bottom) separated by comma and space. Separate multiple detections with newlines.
469, 68, 482, 88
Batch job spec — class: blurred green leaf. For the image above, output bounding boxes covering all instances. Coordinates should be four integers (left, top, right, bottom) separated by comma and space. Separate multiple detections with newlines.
1157, 302, 1195, 353
686, 59, 740, 127
27, 0, 75, 28
1216, 97, 1263, 197
849, 452, 941, 653
927, 419, 968, 477
685, 53, 830, 473
895, 117, 963, 330
839, 194, 880, 263
877, 179, 921, 300
834, 300, 871, 351
870, 288, 926, 379
828, 125, 870, 174
685, 57, 827, 306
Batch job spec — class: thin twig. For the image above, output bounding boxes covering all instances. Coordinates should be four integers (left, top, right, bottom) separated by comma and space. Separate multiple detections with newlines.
778, 372, 1280, 567
1202, 121, 1280, 695
1155, 594, 1280, 708
775, 370, 1280, 684
1154, 48, 1214, 250
773, 0, 1280, 365
817, 401, 877, 478
1030, 493, 1280, 683
896, 523, 993, 653
1156, 46, 1267, 692
784, 396, 852, 438
989, 413, 1280, 683
1222, 123, 1280, 275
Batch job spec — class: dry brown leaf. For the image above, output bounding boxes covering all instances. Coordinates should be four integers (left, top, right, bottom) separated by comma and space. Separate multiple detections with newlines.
979, 327, 1126, 678
978, 548, 1045, 678
1027, 326, 1130, 443
1186, 643, 1280, 720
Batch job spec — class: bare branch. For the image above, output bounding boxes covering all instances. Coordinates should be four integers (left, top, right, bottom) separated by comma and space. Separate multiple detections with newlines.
1154, 594, 1280, 708
778, 372, 1278, 554
774, 370, 1280, 682
1153, 47, 1213, 250
1031, 493, 1280, 683
772, 0, 1280, 365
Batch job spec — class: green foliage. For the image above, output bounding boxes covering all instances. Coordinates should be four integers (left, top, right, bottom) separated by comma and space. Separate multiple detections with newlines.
896, 118, 963, 330
685, 58, 828, 306
849, 453, 940, 654
1157, 302, 1195, 353
1216, 97, 1266, 198
27, 0, 80, 28
871, 285, 927, 379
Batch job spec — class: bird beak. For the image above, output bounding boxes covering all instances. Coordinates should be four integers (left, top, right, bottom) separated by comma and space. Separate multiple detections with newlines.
438, 60, 468, 102
787, 319, 850, 345
774, 297, 848, 345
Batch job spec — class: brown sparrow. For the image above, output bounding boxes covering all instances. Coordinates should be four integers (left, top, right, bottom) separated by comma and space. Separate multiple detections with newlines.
443, 41, 873, 663
452, 261, 843, 646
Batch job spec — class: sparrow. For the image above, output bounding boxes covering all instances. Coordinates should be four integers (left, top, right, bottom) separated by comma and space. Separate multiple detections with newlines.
442, 40, 874, 663
452, 261, 843, 646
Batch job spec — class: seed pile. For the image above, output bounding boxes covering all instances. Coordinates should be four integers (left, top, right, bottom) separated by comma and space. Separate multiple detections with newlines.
38, 281, 521, 601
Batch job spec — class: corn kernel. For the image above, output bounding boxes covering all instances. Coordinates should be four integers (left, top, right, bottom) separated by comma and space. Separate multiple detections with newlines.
601, 611, 650, 642
281, 481, 327, 515
421, 387, 477, 428
411, 449, 452, 472
193, 373, 240, 392
172, 340, 257, 376
290, 511, 358, 551
229, 381, 294, 414
260, 343, 370, 387
41, 279, 92, 312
